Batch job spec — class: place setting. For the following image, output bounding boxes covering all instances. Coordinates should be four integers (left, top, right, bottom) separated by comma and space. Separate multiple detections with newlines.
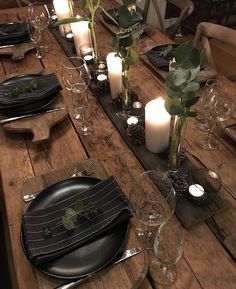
0, 72, 68, 143
20, 158, 144, 289
0, 20, 36, 60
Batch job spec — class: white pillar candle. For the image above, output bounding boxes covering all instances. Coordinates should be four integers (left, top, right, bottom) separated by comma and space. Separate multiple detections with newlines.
53, 0, 72, 37
145, 97, 171, 153
71, 20, 92, 57
106, 52, 122, 99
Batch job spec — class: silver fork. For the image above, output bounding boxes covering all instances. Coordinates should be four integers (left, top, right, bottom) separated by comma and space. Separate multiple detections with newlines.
23, 165, 96, 203
71, 162, 96, 177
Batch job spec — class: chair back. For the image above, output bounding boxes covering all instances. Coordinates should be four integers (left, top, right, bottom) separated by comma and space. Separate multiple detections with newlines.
194, 22, 236, 70
165, 0, 194, 39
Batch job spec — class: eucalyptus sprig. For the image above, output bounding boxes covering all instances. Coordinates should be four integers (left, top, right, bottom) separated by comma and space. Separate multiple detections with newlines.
9, 80, 46, 97
62, 199, 99, 230
111, 0, 144, 66
164, 42, 203, 118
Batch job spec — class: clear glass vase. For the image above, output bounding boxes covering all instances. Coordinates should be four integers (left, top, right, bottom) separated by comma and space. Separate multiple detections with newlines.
169, 116, 187, 172
116, 50, 132, 119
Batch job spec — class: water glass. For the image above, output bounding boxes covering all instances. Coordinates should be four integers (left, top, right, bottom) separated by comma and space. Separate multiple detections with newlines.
150, 216, 185, 286
61, 57, 93, 135
129, 170, 176, 250
26, 21, 44, 59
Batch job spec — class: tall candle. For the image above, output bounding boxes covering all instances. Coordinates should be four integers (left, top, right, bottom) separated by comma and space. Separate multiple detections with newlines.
71, 20, 92, 57
106, 52, 122, 99
53, 0, 72, 37
145, 97, 171, 153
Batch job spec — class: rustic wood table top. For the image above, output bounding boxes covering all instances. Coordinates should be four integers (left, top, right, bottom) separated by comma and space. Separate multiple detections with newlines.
0, 1, 235, 289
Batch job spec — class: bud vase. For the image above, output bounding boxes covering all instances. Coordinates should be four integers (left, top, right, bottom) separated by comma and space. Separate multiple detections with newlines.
169, 116, 187, 172
116, 49, 132, 119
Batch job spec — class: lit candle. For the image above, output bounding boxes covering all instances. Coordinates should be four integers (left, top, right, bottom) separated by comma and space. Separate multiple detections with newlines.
189, 184, 205, 197
97, 74, 107, 81
66, 32, 74, 42
80, 45, 94, 63
145, 97, 171, 153
106, 52, 122, 99
127, 116, 138, 126
53, 0, 72, 37
71, 19, 92, 57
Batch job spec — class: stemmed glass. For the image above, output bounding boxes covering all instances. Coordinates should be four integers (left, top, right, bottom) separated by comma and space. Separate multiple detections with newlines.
149, 216, 185, 286
196, 79, 221, 132
196, 81, 235, 150
28, 2, 50, 52
26, 21, 43, 59
129, 170, 176, 250
196, 79, 221, 150
61, 57, 93, 135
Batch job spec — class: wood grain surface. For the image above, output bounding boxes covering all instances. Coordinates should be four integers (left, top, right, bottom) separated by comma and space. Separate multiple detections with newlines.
0, 1, 235, 289
2, 94, 68, 143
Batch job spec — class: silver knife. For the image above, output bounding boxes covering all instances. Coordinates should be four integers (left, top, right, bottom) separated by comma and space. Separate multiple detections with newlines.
54, 247, 142, 289
0, 107, 65, 124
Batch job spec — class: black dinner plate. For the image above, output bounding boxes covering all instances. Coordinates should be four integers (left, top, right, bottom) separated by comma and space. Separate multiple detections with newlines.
21, 176, 129, 280
0, 21, 30, 46
0, 74, 58, 116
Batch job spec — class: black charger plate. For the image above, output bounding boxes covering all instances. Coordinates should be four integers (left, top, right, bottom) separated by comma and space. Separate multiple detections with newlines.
21, 176, 129, 280
0, 74, 59, 116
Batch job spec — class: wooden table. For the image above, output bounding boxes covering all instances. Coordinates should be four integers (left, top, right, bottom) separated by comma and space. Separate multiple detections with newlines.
0, 1, 235, 289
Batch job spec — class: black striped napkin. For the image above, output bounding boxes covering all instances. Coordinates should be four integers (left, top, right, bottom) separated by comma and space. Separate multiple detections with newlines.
0, 22, 29, 45
0, 73, 62, 109
22, 176, 132, 265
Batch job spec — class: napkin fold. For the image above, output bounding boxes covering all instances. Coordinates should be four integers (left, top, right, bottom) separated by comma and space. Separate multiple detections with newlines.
0, 73, 62, 109
146, 44, 178, 70
22, 176, 132, 265
0, 22, 29, 45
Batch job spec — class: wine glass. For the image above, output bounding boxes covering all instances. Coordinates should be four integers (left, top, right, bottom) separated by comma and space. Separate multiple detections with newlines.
196, 79, 221, 150
61, 57, 93, 135
28, 2, 50, 52
129, 170, 176, 250
26, 21, 44, 59
149, 216, 185, 286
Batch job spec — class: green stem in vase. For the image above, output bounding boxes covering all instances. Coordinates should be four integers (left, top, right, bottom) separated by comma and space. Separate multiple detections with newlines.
169, 115, 187, 171
121, 48, 131, 110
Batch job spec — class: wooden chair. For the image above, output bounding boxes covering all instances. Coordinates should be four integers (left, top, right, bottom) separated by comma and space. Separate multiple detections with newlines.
165, 0, 194, 39
193, 22, 236, 79
141, 0, 194, 39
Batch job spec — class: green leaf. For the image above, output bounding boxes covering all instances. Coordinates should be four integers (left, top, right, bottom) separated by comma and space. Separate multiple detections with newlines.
175, 41, 201, 69
54, 16, 89, 26
159, 45, 175, 58
165, 98, 184, 115
172, 68, 191, 86
116, 32, 133, 48
118, 5, 142, 29
129, 48, 139, 65
74, 199, 84, 213
183, 81, 200, 96
62, 216, 75, 230
65, 208, 77, 223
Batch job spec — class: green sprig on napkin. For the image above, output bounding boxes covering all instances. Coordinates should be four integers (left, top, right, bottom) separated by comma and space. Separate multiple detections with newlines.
9, 80, 46, 97
62, 199, 99, 230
